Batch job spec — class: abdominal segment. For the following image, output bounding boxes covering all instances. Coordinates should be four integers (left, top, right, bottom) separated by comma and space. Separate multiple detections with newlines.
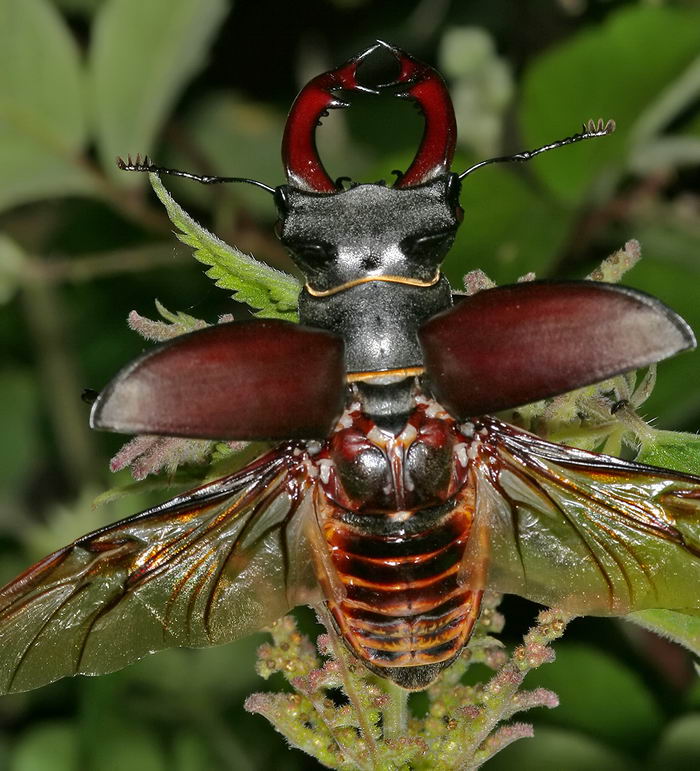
313, 399, 482, 689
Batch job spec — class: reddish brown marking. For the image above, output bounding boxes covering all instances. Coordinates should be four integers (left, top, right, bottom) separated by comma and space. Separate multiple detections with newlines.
420, 281, 694, 417
389, 48, 457, 188
282, 54, 367, 192
93, 321, 345, 441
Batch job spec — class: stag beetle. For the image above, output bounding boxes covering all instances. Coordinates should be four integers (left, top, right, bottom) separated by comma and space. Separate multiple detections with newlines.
0, 43, 699, 693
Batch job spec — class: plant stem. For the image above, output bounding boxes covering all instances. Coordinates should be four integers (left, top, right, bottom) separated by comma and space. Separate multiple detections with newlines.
382, 680, 409, 741
21, 269, 99, 490
24, 244, 184, 285
315, 604, 380, 769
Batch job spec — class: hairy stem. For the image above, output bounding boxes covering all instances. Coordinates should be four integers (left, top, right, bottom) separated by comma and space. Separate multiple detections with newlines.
382, 680, 409, 740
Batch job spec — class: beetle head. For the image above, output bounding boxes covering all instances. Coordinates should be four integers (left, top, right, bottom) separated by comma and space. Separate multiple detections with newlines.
278, 178, 460, 294
277, 43, 462, 293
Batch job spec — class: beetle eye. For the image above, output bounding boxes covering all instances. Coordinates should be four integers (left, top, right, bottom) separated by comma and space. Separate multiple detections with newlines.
400, 230, 455, 263
287, 241, 336, 270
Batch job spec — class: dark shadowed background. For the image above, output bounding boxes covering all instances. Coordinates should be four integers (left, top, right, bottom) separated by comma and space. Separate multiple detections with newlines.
1, 0, 700, 768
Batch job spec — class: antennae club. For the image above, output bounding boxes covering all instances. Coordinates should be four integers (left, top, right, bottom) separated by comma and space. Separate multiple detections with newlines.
459, 118, 616, 180
116, 156, 276, 194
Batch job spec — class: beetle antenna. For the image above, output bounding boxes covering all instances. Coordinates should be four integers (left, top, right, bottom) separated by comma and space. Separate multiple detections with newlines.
458, 118, 616, 180
116, 155, 276, 194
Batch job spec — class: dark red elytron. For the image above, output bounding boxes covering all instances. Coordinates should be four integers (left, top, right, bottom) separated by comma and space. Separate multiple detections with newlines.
0, 43, 699, 693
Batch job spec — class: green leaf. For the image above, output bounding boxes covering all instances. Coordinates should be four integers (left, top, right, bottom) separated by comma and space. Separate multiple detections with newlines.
89, 0, 228, 182
172, 733, 212, 771
444, 162, 572, 284
149, 173, 300, 319
627, 609, 700, 659
637, 429, 700, 476
649, 714, 700, 771
521, 5, 700, 204
0, 234, 26, 304
10, 722, 79, 771
485, 726, 636, 771
54, 0, 106, 14
155, 300, 208, 331
81, 682, 167, 771
524, 643, 662, 752
0, 370, 40, 494
627, 424, 700, 655
175, 93, 286, 215
0, 0, 95, 211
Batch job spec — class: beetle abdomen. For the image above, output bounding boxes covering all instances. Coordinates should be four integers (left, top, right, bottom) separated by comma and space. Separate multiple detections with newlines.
313, 397, 482, 688
319, 496, 481, 689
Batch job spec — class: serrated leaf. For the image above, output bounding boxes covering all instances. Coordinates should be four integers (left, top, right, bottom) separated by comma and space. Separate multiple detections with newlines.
627, 609, 700, 659
0, 0, 95, 211
89, 0, 228, 182
149, 172, 300, 319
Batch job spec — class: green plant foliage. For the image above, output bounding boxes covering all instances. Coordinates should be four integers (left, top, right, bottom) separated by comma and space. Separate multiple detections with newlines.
521, 5, 700, 204
629, 609, 700, 660
0, 370, 40, 493
2, 2, 700, 768
89, 0, 229, 182
80, 696, 167, 771
485, 726, 636, 771
650, 714, 700, 770
0, 234, 26, 305
637, 429, 700, 475
445, 163, 573, 285
54, 0, 106, 13
524, 643, 662, 752
0, 0, 94, 211
149, 172, 301, 319
246, 602, 567, 769
174, 93, 287, 214
10, 721, 79, 771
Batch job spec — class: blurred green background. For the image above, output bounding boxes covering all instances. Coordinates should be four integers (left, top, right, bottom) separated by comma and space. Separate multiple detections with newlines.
1, 0, 700, 768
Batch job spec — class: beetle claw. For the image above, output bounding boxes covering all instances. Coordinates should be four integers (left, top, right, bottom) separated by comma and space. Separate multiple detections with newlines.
282, 43, 457, 192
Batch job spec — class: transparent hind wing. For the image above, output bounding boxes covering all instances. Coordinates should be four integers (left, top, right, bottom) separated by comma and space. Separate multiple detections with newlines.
0, 446, 319, 694
475, 418, 700, 616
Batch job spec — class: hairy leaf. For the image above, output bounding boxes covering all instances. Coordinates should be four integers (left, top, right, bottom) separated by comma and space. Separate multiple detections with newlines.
149, 173, 300, 320
627, 609, 700, 659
